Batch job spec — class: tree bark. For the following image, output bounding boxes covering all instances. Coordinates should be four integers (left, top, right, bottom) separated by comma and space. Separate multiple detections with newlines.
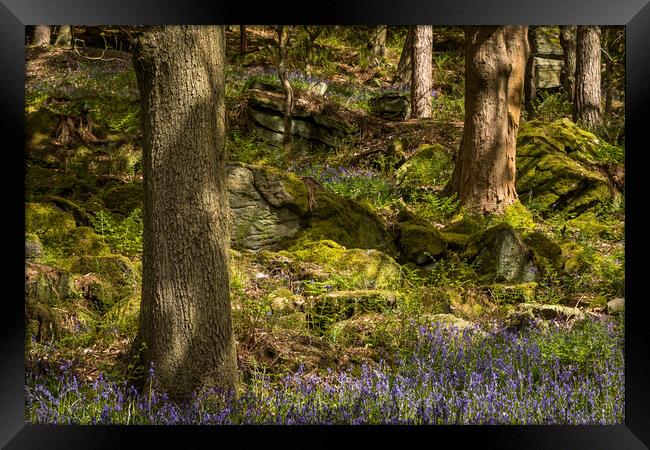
33, 25, 51, 46
523, 26, 537, 117
559, 25, 577, 104
369, 25, 387, 58
445, 26, 529, 215
393, 27, 413, 85
240, 25, 247, 53
133, 25, 238, 400
276, 26, 294, 153
304, 26, 323, 77
54, 25, 72, 48
411, 25, 433, 118
602, 27, 614, 119
574, 25, 602, 128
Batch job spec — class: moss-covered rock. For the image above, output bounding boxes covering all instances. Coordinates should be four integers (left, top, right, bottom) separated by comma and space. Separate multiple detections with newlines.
25, 108, 59, 156
26, 202, 77, 248
69, 255, 140, 312
516, 119, 621, 217
25, 233, 43, 259
100, 182, 143, 216
489, 282, 538, 304
508, 302, 585, 323
439, 232, 470, 250
396, 144, 454, 189
328, 313, 400, 349
308, 290, 400, 332
64, 227, 111, 257
523, 231, 563, 273
443, 214, 486, 235
463, 223, 539, 283
396, 223, 446, 265
26, 166, 94, 200
286, 240, 403, 290
25, 262, 77, 305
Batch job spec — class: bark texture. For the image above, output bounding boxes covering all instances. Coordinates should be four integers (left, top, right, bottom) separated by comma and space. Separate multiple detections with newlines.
559, 25, 577, 103
602, 27, 614, 119
304, 26, 323, 76
446, 26, 529, 215
410, 25, 433, 118
54, 25, 72, 48
393, 27, 413, 84
239, 25, 247, 53
33, 25, 51, 46
523, 26, 537, 117
574, 26, 602, 128
133, 25, 238, 400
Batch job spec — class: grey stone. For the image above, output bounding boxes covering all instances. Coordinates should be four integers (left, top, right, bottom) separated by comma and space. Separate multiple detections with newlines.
607, 297, 625, 315
25, 234, 43, 259
369, 93, 411, 120
308, 81, 328, 96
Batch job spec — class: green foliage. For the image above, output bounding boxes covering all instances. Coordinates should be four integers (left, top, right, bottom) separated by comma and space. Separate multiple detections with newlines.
409, 191, 461, 223
531, 91, 573, 122
90, 208, 143, 256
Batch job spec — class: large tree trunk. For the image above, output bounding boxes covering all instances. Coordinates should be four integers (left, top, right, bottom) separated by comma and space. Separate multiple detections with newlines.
602, 27, 615, 119
369, 25, 387, 58
133, 25, 238, 400
410, 25, 433, 118
559, 25, 577, 104
33, 25, 51, 46
393, 27, 413, 85
54, 25, 72, 48
445, 26, 529, 215
276, 26, 294, 153
574, 25, 602, 128
523, 26, 537, 118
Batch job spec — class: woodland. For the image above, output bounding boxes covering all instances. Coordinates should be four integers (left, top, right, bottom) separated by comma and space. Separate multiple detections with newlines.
24, 25, 625, 424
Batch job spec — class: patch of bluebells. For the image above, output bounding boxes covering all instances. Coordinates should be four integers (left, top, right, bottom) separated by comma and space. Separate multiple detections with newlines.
26, 318, 624, 425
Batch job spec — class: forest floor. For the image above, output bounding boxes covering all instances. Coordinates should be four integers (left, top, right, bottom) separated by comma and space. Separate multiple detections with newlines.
24, 26, 625, 424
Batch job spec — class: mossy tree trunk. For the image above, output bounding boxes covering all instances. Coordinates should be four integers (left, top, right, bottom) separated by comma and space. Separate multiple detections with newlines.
445, 26, 529, 215
276, 25, 294, 154
559, 25, 577, 105
133, 25, 238, 400
33, 25, 51, 46
54, 25, 72, 48
369, 25, 387, 58
393, 27, 413, 84
411, 25, 433, 118
574, 25, 602, 128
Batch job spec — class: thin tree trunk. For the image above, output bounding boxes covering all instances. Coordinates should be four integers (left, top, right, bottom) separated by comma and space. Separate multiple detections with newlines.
411, 25, 433, 118
560, 25, 577, 104
133, 25, 238, 400
33, 25, 51, 46
445, 26, 529, 215
394, 27, 413, 85
369, 25, 387, 58
304, 26, 322, 77
574, 25, 602, 128
277, 26, 294, 153
240, 25, 247, 53
603, 27, 614, 119
54, 25, 72, 48
523, 26, 537, 117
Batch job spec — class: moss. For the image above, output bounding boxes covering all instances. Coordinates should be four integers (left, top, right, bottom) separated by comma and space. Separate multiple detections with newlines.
489, 282, 538, 304
44, 196, 94, 226
397, 223, 446, 265
396, 144, 453, 188
26, 202, 77, 250
64, 226, 111, 257
523, 231, 563, 272
309, 290, 399, 332
69, 255, 140, 312
560, 242, 587, 274
25, 108, 59, 152
496, 201, 536, 233
516, 119, 619, 217
565, 211, 612, 240
439, 232, 470, 250
100, 182, 144, 216
25, 233, 43, 259
328, 313, 400, 349
443, 214, 486, 235
286, 240, 403, 290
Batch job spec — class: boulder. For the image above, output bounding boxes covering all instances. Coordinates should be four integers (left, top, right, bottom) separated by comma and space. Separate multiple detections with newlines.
25, 233, 43, 259
369, 93, 411, 120
397, 223, 446, 265
308, 290, 400, 331
516, 119, 622, 217
607, 297, 625, 315
508, 303, 585, 323
464, 223, 539, 283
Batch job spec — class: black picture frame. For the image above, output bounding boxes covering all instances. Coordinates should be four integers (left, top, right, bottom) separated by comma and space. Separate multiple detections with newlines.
2, 1, 648, 448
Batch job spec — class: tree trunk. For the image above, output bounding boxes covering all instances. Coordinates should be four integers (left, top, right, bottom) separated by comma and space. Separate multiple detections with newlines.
393, 27, 413, 85
411, 25, 433, 118
574, 25, 602, 128
33, 25, 51, 46
240, 25, 247, 53
277, 26, 294, 153
54, 25, 72, 48
559, 25, 577, 104
523, 26, 537, 117
445, 26, 529, 215
304, 26, 323, 77
133, 25, 238, 400
602, 27, 614, 119
369, 25, 387, 58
